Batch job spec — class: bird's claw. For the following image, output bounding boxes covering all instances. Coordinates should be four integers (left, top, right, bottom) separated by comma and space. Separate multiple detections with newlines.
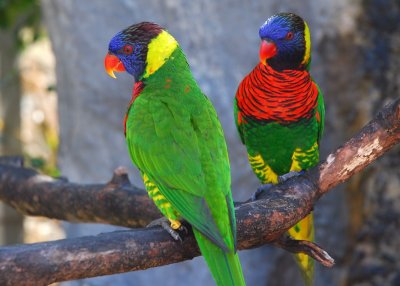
278, 170, 305, 183
147, 217, 186, 242
177, 224, 188, 235
252, 183, 274, 201
160, 221, 183, 242
250, 171, 306, 201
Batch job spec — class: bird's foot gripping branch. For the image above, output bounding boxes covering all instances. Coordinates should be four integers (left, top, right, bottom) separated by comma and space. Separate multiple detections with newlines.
0, 99, 398, 285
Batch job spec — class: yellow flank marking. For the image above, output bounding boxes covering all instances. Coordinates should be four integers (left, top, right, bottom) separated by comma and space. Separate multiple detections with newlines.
146, 184, 156, 190
143, 30, 178, 78
153, 195, 165, 201
290, 154, 302, 172
142, 174, 164, 201
301, 21, 311, 65
148, 189, 157, 195
145, 181, 156, 187
160, 202, 172, 209
142, 173, 151, 184
248, 154, 278, 184
142, 173, 180, 222
290, 142, 318, 172
169, 219, 181, 230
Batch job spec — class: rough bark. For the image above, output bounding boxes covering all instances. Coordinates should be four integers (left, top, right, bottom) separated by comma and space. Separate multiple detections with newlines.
0, 222, 333, 286
0, 99, 398, 285
312, 98, 400, 195
0, 164, 161, 228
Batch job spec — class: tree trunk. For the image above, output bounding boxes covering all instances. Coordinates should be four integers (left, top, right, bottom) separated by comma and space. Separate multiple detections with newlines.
0, 27, 23, 245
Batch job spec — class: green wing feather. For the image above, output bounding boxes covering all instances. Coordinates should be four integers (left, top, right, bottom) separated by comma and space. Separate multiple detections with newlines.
233, 99, 245, 144
155, 184, 229, 251
316, 85, 325, 144
126, 91, 234, 252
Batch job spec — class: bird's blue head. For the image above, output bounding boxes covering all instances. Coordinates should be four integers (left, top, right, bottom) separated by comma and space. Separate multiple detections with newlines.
258, 13, 311, 71
105, 22, 178, 81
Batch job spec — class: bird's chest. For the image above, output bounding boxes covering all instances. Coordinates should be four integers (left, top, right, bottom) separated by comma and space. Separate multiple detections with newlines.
125, 99, 158, 143
123, 81, 145, 136
124, 99, 163, 169
124, 96, 189, 150
237, 65, 318, 124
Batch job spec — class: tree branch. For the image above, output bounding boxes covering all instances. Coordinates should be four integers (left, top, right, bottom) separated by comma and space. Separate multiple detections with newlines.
273, 235, 335, 267
0, 164, 162, 228
0, 99, 398, 285
312, 98, 400, 195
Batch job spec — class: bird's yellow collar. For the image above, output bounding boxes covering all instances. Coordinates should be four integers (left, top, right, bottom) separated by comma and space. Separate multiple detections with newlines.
143, 30, 178, 78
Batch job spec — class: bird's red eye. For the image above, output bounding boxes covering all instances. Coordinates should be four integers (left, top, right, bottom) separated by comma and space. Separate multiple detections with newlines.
285, 32, 294, 40
123, 45, 133, 55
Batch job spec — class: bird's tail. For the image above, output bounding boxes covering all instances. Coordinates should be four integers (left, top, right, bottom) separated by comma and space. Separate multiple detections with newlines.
193, 228, 246, 286
288, 212, 315, 286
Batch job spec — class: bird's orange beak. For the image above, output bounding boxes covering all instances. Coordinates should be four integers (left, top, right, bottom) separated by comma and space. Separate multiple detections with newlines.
104, 52, 126, 78
259, 40, 277, 65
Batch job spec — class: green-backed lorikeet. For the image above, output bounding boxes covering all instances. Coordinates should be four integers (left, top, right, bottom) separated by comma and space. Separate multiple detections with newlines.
234, 13, 325, 285
104, 22, 246, 286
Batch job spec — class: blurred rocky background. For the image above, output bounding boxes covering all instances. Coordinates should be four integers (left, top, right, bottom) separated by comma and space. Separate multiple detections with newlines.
0, 0, 399, 285
0, 0, 64, 247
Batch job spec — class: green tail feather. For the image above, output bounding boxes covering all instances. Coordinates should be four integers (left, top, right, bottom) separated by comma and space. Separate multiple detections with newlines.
193, 229, 246, 286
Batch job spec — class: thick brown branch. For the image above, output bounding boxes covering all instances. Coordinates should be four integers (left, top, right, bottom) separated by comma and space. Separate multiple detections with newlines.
0, 203, 335, 286
0, 164, 161, 228
0, 99, 398, 285
0, 228, 197, 286
312, 98, 400, 195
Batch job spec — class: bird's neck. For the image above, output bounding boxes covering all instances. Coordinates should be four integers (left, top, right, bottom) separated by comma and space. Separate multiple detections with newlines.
140, 47, 194, 90
237, 63, 319, 123
142, 30, 178, 79
124, 47, 195, 136
125, 48, 192, 110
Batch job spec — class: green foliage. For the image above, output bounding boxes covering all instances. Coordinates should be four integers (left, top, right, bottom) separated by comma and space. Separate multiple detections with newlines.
0, 0, 42, 48
0, 0, 39, 28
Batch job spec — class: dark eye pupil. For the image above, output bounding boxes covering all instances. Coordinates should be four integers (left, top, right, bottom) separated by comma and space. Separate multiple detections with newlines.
286, 32, 293, 40
124, 45, 132, 54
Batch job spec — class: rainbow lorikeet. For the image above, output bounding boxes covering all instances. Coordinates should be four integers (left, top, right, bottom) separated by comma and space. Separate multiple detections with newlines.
104, 22, 246, 286
234, 13, 325, 285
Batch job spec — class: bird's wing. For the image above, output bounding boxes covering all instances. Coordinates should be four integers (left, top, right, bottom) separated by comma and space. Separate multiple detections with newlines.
315, 85, 325, 144
233, 97, 245, 144
127, 95, 232, 251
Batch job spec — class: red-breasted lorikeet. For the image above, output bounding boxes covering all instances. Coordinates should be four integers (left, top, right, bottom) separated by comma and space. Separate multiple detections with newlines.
234, 13, 325, 286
